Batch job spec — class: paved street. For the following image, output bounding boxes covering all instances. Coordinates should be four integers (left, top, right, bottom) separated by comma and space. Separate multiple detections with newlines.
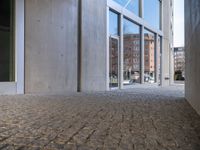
0, 85, 200, 150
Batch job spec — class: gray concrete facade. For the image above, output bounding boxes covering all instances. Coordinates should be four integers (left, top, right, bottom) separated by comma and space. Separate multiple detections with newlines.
24, 0, 107, 94
185, 0, 200, 115
81, 0, 107, 91
25, 0, 78, 94
0, 0, 174, 94
162, 0, 174, 86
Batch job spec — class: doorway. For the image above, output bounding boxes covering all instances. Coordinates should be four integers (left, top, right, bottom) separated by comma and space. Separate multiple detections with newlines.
0, 0, 24, 94
0, 0, 14, 82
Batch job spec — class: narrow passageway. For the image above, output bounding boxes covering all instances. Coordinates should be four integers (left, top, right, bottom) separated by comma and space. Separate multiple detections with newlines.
0, 85, 199, 150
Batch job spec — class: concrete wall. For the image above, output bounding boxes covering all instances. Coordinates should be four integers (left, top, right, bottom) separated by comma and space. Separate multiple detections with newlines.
81, 0, 107, 91
25, 0, 78, 94
185, 0, 200, 115
161, 0, 174, 86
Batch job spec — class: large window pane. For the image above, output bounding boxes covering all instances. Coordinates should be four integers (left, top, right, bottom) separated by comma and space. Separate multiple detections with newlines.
109, 11, 119, 88
0, 0, 14, 82
126, 0, 139, 16
123, 18, 141, 85
113, 0, 129, 7
144, 29, 156, 83
144, 0, 161, 29
113, 0, 139, 16
109, 11, 119, 36
158, 36, 161, 84
109, 37, 119, 88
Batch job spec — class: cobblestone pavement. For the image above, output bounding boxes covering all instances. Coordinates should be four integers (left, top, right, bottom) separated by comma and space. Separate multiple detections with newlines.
0, 85, 200, 150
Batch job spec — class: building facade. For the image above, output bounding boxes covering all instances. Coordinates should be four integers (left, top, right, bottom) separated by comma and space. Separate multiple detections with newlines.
0, 0, 174, 94
108, 0, 173, 89
174, 47, 185, 76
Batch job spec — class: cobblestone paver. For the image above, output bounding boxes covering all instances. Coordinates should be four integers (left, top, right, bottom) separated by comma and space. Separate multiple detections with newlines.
0, 85, 200, 150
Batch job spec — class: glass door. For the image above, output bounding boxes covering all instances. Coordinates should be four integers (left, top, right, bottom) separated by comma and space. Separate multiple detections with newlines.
0, 0, 15, 82
109, 36, 119, 88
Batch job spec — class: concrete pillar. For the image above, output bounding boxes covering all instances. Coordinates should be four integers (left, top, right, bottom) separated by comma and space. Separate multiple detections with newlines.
15, 0, 24, 94
161, 0, 173, 86
81, 0, 107, 91
119, 14, 124, 89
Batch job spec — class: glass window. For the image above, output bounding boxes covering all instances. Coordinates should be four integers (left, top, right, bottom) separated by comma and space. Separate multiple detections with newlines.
0, 0, 15, 82
126, 0, 139, 16
144, 29, 156, 83
109, 11, 119, 36
158, 36, 161, 84
123, 18, 141, 85
113, 0, 129, 7
109, 11, 119, 88
144, 0, 161, 29
113, 0, 139, 16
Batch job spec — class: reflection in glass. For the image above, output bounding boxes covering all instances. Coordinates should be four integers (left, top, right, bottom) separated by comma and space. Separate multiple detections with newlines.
109, 11, 119, 36
144, 29, 156, 83
0, 0, 14, 82
109, 37, 119, 88
144, 0, 161, 29
113, 0, 129, 7
113, 0, 139, 16
158, 36, 161, 84
109, 11, 119, 88
126, 0, 139, 16
123, 18, 141, 85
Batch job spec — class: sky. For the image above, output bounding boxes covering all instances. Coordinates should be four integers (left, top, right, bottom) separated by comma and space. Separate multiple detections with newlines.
174, 0, 185, 47
111, 0, 185, 47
